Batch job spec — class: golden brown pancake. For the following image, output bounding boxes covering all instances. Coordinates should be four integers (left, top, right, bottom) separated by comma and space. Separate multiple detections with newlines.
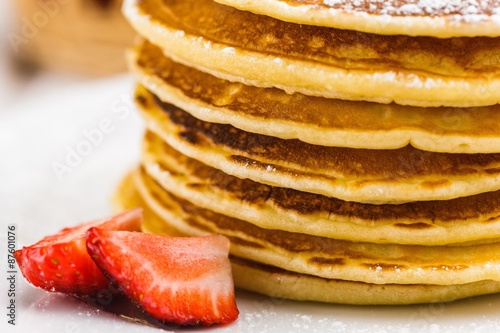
213, 0, 500, 38
135, 85, 500, 204
113, 172, 500, 304
140, 132, 500, 246
231, 257, 500, 305
123, 0, 500, 107
133, 167, 500, 286
129, 40, 500, 153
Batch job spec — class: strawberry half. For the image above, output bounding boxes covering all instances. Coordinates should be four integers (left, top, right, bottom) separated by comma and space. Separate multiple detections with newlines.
15, 209, 142, 296
86, 229, 239, 326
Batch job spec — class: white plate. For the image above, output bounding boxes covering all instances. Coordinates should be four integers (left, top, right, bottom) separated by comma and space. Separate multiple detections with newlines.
1, 75, 500, 333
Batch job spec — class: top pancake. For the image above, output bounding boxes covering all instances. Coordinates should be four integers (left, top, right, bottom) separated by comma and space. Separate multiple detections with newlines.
123, 0, 500, 107
213, 0, 500, 38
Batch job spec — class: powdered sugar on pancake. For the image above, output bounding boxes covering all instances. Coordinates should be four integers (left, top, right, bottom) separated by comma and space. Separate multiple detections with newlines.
211, 0, 500, 36
322, 0, 500, 23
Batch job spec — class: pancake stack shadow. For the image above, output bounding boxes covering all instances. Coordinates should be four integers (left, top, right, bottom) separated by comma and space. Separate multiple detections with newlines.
119, 0, 500, 304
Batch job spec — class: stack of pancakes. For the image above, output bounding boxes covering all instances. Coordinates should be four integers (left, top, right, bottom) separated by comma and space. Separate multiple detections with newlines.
119, 0, 500, 304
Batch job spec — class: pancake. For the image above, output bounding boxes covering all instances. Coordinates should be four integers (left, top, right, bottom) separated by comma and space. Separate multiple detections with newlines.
113, 172, 500, 304
123, 0, 500, 107
213, 0, 500, 38
133, 167, 500, 286
129, 40, 500, 154
231, 257, 500, 305
135, 86, 500, 204
140, 132, 500, 246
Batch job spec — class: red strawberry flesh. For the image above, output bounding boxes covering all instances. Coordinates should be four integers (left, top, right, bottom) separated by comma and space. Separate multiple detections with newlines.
14, 209, 142, 296
86, 229, 239, 326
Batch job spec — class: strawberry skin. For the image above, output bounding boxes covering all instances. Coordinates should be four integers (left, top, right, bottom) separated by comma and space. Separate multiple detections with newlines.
15, 209, 142, 296
86, 229, 239, 326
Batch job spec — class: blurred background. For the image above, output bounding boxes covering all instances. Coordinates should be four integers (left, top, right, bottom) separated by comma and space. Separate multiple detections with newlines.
11, 0, 134, 76
0, 0, 137, 112
0, 0, 142, 245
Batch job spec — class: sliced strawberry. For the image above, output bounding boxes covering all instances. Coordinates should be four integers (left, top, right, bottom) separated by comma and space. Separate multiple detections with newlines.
86, 229, 239, 326
15, 209, 142, 296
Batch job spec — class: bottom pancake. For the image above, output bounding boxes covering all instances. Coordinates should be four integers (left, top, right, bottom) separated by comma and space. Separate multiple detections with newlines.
113, 170, 500, 305
231, 258, 500, 306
